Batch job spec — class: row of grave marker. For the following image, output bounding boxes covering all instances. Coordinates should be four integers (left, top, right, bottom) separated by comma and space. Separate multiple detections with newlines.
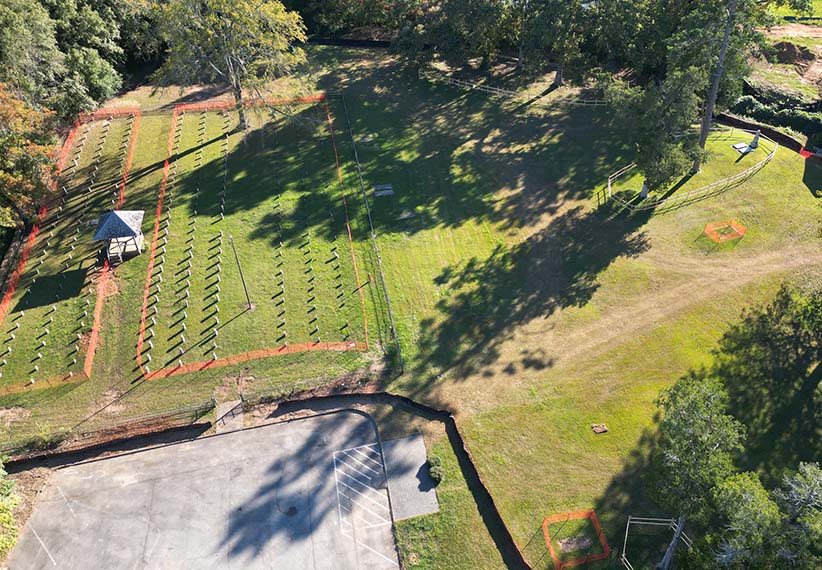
0, 116, 136, 384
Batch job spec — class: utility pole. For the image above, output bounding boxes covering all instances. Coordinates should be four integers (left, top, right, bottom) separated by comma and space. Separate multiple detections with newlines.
693, 0, 739, 173
228, 234, 253, 310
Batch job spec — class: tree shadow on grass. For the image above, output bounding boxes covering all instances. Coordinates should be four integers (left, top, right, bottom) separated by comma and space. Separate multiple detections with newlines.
309, 47, 636, 235
408, 204, 651, 392
711, 285, 822, 484
589, 427, 673, 570
11, 268, 88, 312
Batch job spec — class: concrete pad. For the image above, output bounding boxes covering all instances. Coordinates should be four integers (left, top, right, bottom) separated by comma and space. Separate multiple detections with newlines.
214, 399, 242, 433
8, 411, 399, 570
382, 434, 439, 521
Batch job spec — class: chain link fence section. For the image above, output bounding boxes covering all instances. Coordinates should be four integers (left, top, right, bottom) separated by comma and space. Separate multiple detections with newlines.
0, 399, 215, 457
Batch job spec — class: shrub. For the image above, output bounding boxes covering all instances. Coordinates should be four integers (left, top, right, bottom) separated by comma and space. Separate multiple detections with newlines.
732, 96, 822, 146
428, 455, 444, 485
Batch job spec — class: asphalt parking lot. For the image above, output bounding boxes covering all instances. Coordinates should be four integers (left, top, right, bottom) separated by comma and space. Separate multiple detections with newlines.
7, 411, 400, 569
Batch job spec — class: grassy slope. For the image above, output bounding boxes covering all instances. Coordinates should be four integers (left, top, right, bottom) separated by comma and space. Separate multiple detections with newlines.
772, 0, 822, 17
1, 47, 819, 568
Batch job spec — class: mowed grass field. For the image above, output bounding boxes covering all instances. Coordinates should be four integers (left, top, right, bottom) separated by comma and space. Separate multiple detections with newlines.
0, 95, 389, 446
0, 115, 137, 388
1, 46, 820, 569
296, 50, 819, 568
143, 105, 368, 371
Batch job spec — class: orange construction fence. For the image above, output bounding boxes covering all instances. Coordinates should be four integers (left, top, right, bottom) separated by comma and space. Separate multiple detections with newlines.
542, 509, 611, 569
703, 219, 747, 243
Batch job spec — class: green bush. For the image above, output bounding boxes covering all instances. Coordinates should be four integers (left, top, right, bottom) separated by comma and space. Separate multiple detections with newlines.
428, 455, 444, 485
732, 96, 822, 146
0, 460, 17, 560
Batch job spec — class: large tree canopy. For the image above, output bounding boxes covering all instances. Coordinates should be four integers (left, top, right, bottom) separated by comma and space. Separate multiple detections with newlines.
651, 285, 822, 569
0, 84, 57, 227
0, 0, 147, 120
155, 0, 307, 129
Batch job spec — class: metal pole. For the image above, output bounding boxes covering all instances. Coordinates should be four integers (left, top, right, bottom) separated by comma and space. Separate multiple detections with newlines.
228, 234, 252, 310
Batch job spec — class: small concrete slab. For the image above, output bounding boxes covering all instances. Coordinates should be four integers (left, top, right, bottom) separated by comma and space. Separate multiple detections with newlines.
215, 399, 243, 433
382, 434, 439, 521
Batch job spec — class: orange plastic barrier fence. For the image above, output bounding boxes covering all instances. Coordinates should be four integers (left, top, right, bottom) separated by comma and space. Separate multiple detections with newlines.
704, 219, 746, 243
144, 341, 367, 380
542, 509, 611, 570
83, 261, 110, 378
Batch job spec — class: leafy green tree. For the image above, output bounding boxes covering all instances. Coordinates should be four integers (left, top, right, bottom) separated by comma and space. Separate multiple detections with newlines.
0, 0, 65, 106
0, 458, 18, 560
0, 84, 57, 227
774, 463, 822, 568
155, 0, 307, 129
0, 0, 127, 121
38, 0, 124, 118
713, 472, 783, 568
606, 67, 706, 192
393, 0, 505, 67
650, 373, 745, 524
520, 0, 585, 86
289, 0, 395, 36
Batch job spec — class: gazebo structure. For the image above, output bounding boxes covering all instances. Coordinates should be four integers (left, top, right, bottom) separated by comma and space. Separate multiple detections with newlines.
93, 210, 145, 264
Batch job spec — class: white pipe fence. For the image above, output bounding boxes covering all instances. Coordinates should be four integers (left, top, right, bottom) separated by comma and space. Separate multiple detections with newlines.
605, 128, 778, 213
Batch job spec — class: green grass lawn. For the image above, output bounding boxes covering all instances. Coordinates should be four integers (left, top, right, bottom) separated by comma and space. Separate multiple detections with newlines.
0, 116, 135, 388
1, 46, 820, 569
142, 106, 367, 371
772, 0, 822, 17
608, 128, 776, 201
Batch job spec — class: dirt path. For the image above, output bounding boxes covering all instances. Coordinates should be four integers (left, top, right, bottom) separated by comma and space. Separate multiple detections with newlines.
764, 24, 822, 38
544, 245, 822, 368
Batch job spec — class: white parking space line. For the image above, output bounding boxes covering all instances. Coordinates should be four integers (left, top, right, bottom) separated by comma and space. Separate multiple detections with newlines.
333, 443, 398, 568
30, 525, 57, 567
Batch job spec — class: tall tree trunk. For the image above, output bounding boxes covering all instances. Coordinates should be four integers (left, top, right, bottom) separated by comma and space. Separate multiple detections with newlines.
233, 84, 247, 130
692, 0, 738, 173
517, 40, 524, 70
552, 62, 563, 88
